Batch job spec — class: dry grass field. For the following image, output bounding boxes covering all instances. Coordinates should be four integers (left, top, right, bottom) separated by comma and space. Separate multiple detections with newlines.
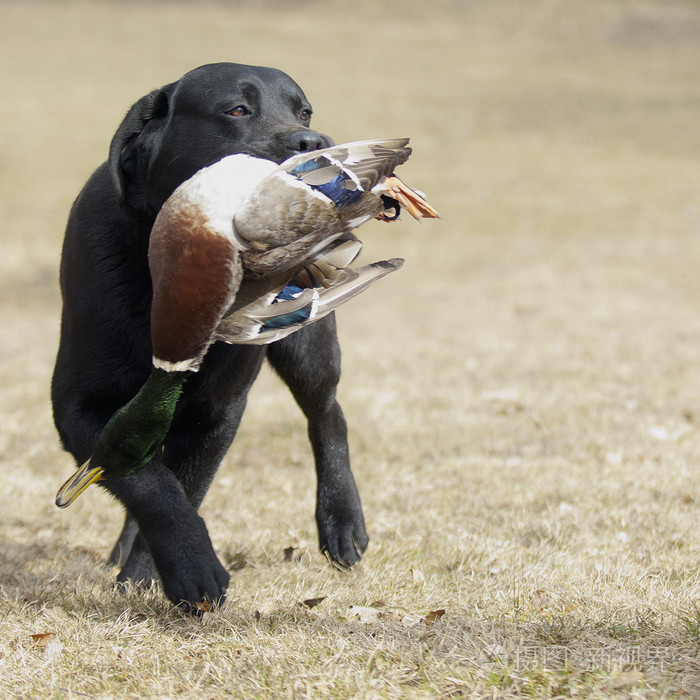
2, 0, 700, 696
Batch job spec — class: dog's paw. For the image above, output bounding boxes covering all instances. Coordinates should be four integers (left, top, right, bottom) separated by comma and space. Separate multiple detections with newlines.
317, 502, 369, 568
151, 519, 230, 613
159, 553, 230, 614
119, 513, 230, 613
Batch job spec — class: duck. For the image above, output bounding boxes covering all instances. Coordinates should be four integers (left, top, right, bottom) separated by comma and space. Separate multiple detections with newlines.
55, 138, 439, 507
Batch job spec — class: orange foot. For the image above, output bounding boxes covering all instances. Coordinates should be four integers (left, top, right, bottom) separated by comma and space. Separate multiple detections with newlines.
377, 176, 441, 221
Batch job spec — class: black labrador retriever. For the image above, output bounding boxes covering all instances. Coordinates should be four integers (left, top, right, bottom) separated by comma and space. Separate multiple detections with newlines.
51, 62, 369, 610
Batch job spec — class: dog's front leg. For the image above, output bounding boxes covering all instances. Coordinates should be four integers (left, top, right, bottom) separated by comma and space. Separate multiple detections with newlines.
105, 460, 229, 611
267, 314, 368, 566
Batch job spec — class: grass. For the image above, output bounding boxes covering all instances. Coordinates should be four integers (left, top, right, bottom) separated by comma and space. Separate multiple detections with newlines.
2, 0, 700, 696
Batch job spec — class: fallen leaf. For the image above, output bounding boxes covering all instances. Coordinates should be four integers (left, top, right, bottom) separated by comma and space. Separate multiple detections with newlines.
300, 596, 326, 609
29, 632, 56, 648
283, 546, 296, 562
423, 609, 446, 627
195, 600, 212, 613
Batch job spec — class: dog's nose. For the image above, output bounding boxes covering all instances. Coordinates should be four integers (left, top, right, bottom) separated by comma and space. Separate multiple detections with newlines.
285, 129, 329, 153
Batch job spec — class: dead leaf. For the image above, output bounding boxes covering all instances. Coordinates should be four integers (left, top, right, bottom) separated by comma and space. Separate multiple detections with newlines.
29, 632, 56, 648
300, 596, 326, 609
195, 600, 212, 613
423, 609, 446, 627
283, 546, 296, 562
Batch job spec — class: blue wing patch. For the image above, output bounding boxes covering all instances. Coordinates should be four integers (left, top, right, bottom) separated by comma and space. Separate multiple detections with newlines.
290, 156, 363, 210
261, 285, 315, 330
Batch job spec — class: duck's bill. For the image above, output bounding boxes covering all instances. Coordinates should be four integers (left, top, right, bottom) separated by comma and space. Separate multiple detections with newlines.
55, 459, 104, 508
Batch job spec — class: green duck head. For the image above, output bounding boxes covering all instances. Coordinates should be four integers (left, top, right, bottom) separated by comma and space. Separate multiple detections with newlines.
55, 368, 188, 507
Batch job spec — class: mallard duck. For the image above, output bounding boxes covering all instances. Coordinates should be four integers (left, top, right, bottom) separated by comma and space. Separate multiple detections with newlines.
55, 138, 439, 507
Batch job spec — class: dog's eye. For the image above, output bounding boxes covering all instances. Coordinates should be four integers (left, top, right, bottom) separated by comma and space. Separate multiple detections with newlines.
227, 105, 250, 117
299, 109, 312, 122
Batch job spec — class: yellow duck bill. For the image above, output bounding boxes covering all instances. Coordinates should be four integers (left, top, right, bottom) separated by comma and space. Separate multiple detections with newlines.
55, 460, 104, 508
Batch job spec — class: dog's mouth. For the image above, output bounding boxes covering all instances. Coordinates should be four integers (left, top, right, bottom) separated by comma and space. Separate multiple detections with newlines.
242, 130, 334, 165
55, 460, 104, 508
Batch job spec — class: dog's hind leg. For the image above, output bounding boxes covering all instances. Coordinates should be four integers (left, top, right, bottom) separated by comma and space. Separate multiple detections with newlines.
108, 513, 139, 568
267, 314, 368, 567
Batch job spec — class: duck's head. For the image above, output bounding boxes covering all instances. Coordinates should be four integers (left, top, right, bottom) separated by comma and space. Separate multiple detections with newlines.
55, 368, 188, 507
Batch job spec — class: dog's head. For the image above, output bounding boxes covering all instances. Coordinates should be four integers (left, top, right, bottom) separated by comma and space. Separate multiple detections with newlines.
109, 62, 333, 216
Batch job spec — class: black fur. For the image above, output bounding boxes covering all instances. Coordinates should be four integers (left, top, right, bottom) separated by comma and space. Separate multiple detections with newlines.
51, 63, 369, 611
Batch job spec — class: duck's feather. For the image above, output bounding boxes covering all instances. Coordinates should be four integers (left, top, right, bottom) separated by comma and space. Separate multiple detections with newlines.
215, 256, 404, 345
290, 235, 362, 288
285, 138, 412, 193
233, 139, 414, 250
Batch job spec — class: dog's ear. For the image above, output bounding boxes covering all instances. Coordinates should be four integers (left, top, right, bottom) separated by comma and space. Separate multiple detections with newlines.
108, 84, 173, 206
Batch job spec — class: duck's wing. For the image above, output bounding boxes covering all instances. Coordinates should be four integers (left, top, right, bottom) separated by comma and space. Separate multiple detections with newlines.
284, 138, 412, 193
216, 258, 403, 345
215, 237, 403, 345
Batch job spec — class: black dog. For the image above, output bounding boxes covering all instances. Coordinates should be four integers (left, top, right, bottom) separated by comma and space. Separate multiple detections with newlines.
52, 63, 369, 610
